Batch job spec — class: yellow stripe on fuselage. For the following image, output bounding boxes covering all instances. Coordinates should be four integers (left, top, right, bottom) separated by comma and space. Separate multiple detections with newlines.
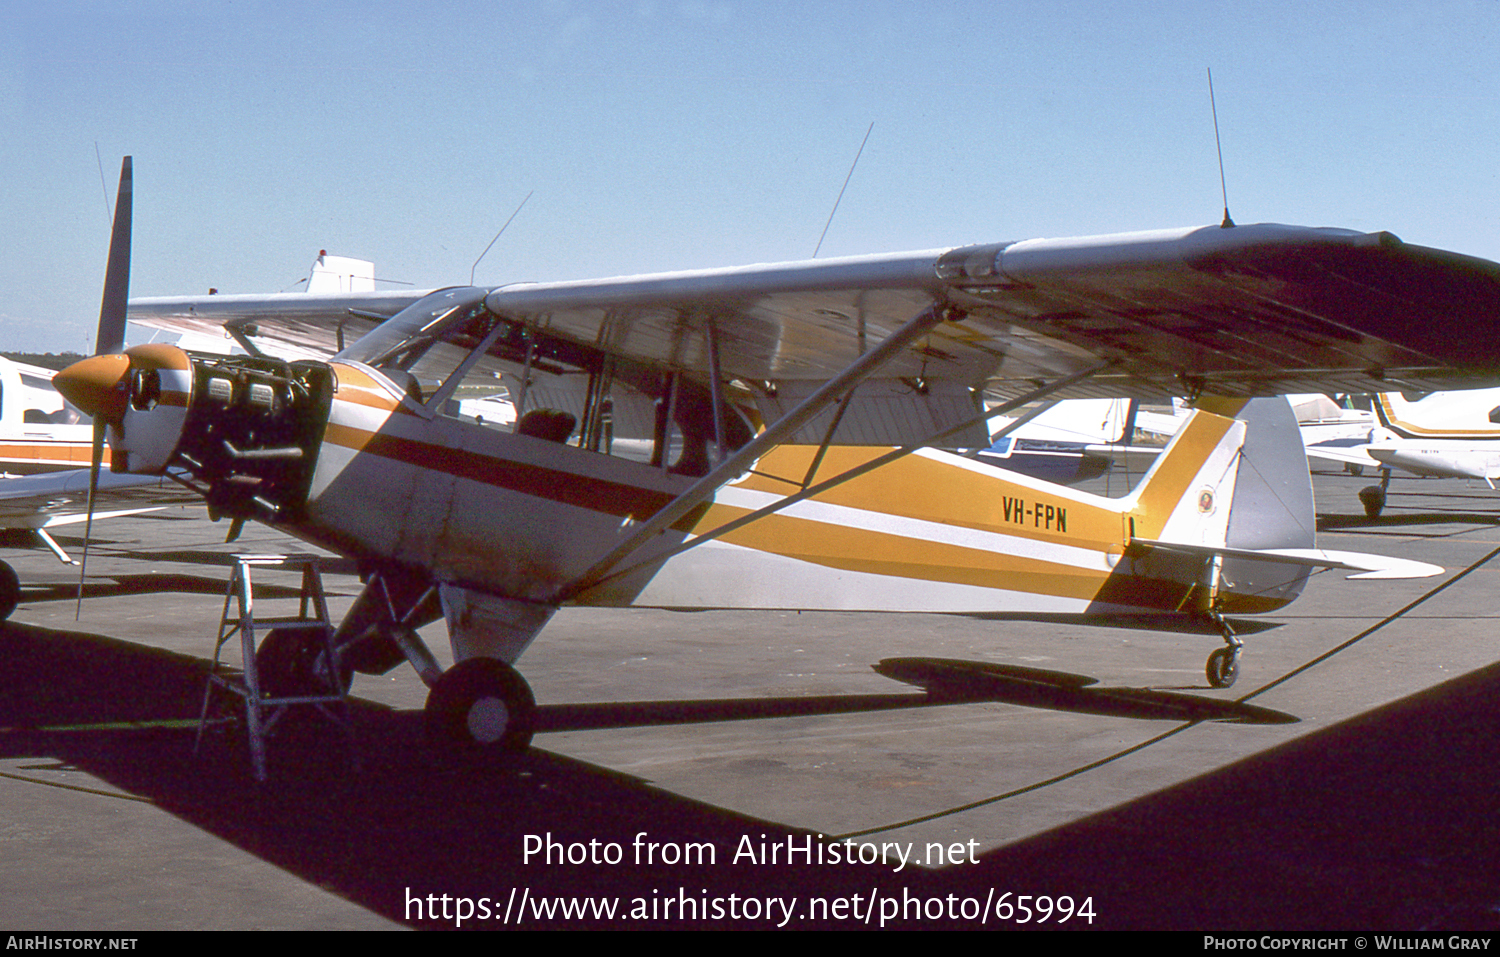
689, 498, 1115, 600
1127, 409, 1238, 539
733, 446, 1123, 543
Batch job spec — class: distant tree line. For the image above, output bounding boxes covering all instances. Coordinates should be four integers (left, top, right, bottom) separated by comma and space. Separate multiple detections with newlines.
1, 352, 88, 371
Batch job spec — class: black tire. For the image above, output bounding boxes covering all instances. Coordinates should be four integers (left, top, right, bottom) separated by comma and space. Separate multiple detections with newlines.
425, 657, 535, 753
255, 626, 350, 698
1358, 485, 1386, 519
0, 561, 17, 620
1206, 647, 1239, 688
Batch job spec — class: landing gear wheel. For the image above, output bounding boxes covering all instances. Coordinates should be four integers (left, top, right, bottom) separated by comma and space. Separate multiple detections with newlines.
255, 627, 351, 698
425, 657, 535, 753
0, 561, 18, 620
1345, 463, 1365, 476
1358, 485, 1386, 519
1206, 647, 1239, 689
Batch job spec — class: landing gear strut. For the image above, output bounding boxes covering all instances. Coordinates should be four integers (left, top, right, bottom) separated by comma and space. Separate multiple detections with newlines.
1205, 610, 1243, 689
424, 657, 536, 753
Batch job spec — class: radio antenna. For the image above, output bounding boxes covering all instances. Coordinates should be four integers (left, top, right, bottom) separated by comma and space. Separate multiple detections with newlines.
95, 142, 113, 224
471, 190, 533, 285
1207, 68, 1234, 228
813, 121, 873, 258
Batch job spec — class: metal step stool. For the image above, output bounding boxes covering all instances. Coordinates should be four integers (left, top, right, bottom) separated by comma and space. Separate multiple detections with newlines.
195, 553, 349, 781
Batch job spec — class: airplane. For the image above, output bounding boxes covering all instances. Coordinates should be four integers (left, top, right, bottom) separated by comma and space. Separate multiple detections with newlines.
1323, 389, 1500, 517
975, 398, 1146, 485
55, 157, 1500, 755
0, 352, 195, 619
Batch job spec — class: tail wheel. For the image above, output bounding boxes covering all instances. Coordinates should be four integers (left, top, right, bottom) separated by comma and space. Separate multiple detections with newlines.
1206, 647, 1239, 688
425, 657, 535, 753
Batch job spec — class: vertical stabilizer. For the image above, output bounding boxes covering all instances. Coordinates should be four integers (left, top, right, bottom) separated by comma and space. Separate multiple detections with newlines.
307, 252, 376, 294
1197, 395, 1317, 609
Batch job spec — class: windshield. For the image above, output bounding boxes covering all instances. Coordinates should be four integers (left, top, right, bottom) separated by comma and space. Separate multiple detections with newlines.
337, 286, 488, 369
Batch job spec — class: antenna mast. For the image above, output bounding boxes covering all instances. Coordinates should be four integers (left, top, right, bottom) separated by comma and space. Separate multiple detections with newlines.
1208, 68, 1234, 228
471, 191, 533, 285
813, 122, 873, 258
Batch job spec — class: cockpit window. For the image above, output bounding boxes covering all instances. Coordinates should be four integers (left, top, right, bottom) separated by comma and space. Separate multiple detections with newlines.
339, 286, 490, 371
343, 288, 754, 474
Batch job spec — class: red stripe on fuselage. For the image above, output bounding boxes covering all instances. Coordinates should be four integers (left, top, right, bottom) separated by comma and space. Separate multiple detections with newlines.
321, 422, 683, 522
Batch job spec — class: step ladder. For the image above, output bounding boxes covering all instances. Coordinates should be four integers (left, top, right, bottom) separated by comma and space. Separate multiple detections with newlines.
195, 553, 349, 781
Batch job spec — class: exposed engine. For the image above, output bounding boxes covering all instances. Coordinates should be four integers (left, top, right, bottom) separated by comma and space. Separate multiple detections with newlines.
170, 355, 334, 524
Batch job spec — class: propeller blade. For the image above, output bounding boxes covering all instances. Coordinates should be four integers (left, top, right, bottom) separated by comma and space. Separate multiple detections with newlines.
75, 155, 133, 617
96, 156, 131, 356
75, 416, 106, 620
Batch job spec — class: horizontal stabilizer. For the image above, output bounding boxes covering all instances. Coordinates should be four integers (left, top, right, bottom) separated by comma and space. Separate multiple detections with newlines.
1131, 538, 1442, 580
1303, 444, 1380, 468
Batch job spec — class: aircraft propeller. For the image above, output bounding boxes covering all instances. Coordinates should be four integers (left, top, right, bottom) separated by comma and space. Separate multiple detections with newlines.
65, 155, 133, 616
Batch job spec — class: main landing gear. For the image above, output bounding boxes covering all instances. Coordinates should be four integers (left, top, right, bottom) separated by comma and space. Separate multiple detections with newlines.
424, 657, 537, 753
1358, 469, 1393, 519
330, 572, 542, 757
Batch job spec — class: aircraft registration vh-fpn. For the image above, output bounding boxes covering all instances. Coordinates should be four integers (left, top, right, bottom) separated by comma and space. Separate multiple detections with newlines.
55, 158, 1500, 753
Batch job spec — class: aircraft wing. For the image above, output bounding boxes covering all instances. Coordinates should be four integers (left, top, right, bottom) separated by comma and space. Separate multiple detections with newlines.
129, 289, 433, 358
0, 469, 190, 531
129, 222, 1500, 408
475, 223, 1500, 399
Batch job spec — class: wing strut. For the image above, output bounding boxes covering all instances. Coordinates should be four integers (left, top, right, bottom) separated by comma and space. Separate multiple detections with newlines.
560, 359, 1116, 602
555, 305, 956, 602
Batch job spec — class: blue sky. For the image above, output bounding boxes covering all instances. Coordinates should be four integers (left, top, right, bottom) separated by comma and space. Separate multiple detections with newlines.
4, 0, 1499, 353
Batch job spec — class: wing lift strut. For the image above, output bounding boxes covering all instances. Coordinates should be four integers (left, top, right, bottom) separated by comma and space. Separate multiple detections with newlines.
555, 307, 1118, 604
368, 299, 1118, 757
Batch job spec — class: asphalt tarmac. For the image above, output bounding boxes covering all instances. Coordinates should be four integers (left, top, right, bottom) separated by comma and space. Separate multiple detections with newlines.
3, 467, 1500, 930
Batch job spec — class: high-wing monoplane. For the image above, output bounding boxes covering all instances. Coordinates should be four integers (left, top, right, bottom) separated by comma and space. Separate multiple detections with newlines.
58, 158, 1500, 752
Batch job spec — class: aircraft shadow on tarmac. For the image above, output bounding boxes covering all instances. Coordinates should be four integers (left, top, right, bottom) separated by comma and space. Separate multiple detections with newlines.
8, 546, 362, 608
19, 573, 314, 606
1319, 500, 1500, 531
971, 658, 1500, 931
0, 616, 1286, 928
873, 658, 1295, 724
0, 619, 917, 928
5, 619, 1500, 928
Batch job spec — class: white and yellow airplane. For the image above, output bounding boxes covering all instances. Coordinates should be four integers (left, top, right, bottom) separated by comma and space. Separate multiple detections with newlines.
56, 158, 1500, 751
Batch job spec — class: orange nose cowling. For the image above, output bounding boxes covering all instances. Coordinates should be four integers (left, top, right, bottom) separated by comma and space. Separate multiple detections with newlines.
54, 354, 131, 422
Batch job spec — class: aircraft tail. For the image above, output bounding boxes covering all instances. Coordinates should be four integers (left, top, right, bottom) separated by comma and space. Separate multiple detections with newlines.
1123, 396, 1321, 614
1372, 392, 1411, 435
1208, 396, 1323, 612
306, 251, 376, 294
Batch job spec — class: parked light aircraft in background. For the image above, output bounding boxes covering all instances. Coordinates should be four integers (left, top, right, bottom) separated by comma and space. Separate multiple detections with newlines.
57, 158, 1500, 752
0, 354, 187, 619
1317, 389, 1500, 517
976, 398, 1153, 485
